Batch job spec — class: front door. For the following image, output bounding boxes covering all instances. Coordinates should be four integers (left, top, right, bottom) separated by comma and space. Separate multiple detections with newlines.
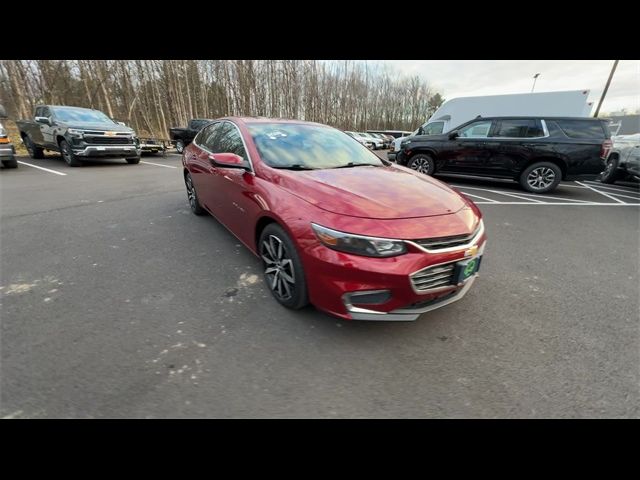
440, 119, 494, 174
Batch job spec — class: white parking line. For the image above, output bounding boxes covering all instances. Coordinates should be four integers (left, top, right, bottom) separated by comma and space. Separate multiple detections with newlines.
575, 181, 625, 204
459, 192, 498, 203
140, 161, 177, 169
450, 185, 544, 203
17, 161, 67, 176
582, 182, 640, 195
474, 202, 640, 206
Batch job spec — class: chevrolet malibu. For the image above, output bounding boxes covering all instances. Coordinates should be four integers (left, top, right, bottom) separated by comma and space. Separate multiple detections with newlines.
182, 118, 487, 321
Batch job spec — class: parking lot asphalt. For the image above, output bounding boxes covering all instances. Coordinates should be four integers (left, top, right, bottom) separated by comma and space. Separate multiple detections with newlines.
1, 151, 639, 418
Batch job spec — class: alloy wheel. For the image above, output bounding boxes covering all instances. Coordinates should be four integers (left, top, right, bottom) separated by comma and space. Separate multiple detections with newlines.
410, 157, 432, 174
261, 234, 295, 301
527, 167, 556, 190
186, 175, 197, 210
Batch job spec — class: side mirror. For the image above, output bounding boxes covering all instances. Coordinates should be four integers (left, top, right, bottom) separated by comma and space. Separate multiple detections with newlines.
35, 116, 51, 126
448, 131, 459, 140
209, 153, 248, 169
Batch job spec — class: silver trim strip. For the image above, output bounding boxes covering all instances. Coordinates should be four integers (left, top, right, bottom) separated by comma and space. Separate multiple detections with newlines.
74, 145, 140, 156
405, 219, 484, 254
345, 275, 477, 321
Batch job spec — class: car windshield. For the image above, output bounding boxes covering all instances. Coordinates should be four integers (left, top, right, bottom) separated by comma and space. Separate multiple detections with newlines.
248, 123, 384, 170
52, 107, 115, 124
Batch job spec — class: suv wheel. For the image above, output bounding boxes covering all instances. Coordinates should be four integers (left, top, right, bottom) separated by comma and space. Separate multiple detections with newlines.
600, 155, 620, 184
519, 161, 562, 193
175, 140, 185, 153
408, 154, 436, 175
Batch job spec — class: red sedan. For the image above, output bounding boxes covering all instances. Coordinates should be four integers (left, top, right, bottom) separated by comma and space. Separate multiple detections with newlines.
182, 118, 487, 321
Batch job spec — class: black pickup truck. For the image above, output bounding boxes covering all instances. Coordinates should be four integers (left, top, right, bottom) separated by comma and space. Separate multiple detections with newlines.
169, 118, 213, 153
17, 105, 141, 167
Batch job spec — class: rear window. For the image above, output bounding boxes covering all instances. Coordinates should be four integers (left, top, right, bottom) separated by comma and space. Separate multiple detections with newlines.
555, 120, 606, 139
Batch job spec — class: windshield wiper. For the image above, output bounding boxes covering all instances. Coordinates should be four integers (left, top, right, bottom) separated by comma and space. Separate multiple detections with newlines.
332, 162, 378, 169
271, 164, 315, 171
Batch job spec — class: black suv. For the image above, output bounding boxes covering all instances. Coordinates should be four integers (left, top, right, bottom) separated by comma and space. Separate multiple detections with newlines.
396, 116, 612, 193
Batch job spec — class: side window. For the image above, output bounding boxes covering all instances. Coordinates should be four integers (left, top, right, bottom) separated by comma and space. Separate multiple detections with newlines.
423, 122, 444, 135
191, 120, 206, 131
555, 120, 605, 139
215, 122, 247, 160
194, 122, 220, 150
35, 107, 43, 118
493, 119, 544, 138
42, 107, 51, 119
458, 120, 493, 138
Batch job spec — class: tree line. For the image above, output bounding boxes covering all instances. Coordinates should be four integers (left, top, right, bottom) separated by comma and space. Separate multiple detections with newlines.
0, 60, 444, 137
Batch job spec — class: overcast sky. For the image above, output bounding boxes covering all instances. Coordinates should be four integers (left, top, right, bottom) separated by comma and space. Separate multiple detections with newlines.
381, 60, 639, 115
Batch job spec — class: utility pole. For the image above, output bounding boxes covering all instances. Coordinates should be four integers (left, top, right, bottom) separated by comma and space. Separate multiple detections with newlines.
531, 73, 540, 92
594, 60, 619, 117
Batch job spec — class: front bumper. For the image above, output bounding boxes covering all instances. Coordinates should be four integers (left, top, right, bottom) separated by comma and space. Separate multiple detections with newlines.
387, 151, 397, 162
0, 145, 15, 161
344, 274, 478, 321
73, 145, 141, 157
303, 231, 487, 321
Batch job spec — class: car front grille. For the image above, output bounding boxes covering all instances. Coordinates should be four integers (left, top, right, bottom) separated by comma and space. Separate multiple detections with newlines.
84, 136, 132, 145
410, 261, 457, 292
413, 223, 481, 251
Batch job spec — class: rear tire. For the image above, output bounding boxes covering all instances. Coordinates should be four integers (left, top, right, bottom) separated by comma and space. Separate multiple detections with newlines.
185, 172, 206, 215
519, 161, 562, 193
408, 153, 436, 175
259, 223, 309, 310
600, 155, 620, 184
24, 136, 44, 159
60, 140, 82, 167
175, 140, 185, 154
2, 159, 18, 168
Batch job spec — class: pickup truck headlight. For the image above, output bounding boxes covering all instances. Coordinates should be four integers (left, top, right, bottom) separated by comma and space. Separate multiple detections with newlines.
311, 223, 406, 257
67, 128, 84, 136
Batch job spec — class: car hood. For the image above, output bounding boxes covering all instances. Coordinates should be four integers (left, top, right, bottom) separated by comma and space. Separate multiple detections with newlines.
274, 165, 467, 219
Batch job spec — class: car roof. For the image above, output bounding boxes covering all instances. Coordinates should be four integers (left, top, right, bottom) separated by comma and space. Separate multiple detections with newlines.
223, 116, 330, 127
472, 116, 605, 121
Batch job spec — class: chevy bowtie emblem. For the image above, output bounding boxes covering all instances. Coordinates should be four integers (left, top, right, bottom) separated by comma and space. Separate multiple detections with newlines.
105, 131, 117, 136
464, 245, 478, 257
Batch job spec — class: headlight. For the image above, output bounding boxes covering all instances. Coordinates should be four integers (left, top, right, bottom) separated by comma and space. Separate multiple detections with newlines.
311, 223, 406, 257
67, 128, 84, 136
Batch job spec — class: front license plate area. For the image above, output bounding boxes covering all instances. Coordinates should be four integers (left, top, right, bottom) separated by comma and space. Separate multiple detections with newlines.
454, 256, 482, 284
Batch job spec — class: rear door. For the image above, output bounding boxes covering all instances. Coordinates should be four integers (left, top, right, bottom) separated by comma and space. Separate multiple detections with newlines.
186, 121, 222, 210
486, 118, 547, 176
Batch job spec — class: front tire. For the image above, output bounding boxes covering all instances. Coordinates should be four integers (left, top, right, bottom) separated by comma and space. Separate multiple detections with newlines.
259, 223, 309, 310
2, 159, 18, 168
600, 155, 620, 184
184, 172, 206, 215
519, 161, 562, 193
408, 153, 436, 175
24, 136, 44, 159
60, 140, 81, 167
126, 156, 141, 164
175, 140, 185, 154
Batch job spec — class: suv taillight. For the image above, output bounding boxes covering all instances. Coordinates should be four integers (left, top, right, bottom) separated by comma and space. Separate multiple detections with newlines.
601, 139, 613, 159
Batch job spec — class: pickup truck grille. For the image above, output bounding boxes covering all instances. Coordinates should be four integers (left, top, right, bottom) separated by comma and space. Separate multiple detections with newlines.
410, 261, 457, 292
84, 136, 132, 145
413, 223, 482, 251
